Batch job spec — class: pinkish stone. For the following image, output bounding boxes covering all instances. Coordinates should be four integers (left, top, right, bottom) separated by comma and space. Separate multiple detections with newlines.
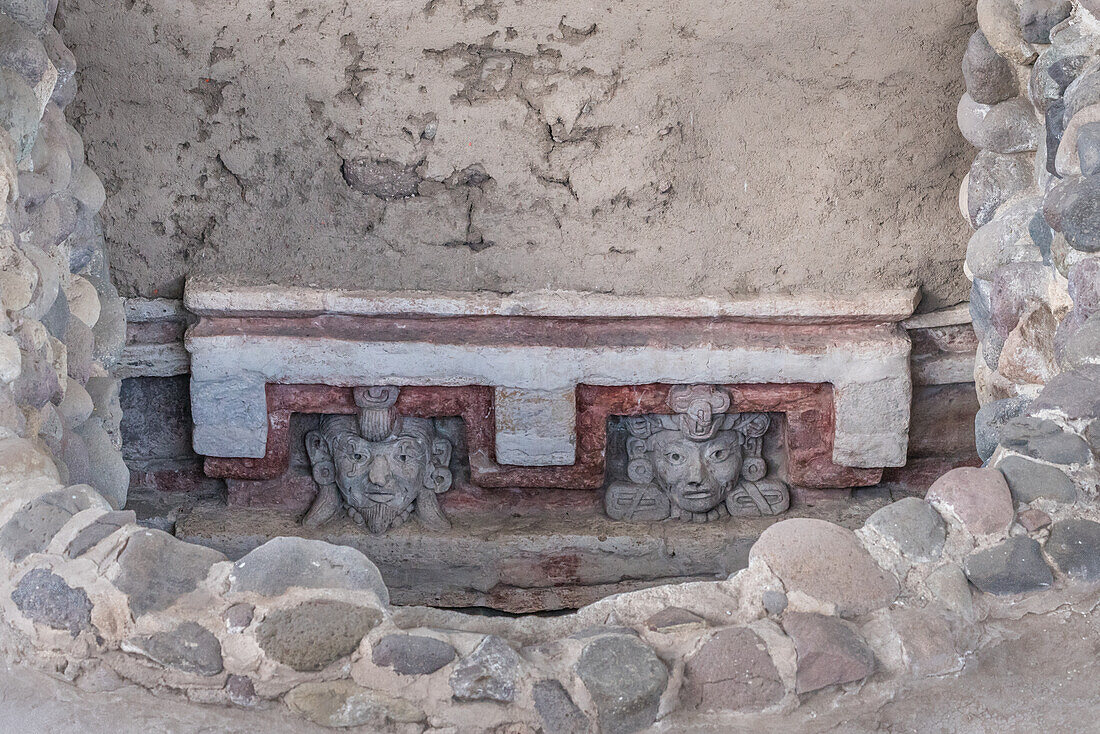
748, 518, 898, 616
1017, 507, 1052, 532
681, 628, 784, 711
925, 466, 1014, 537
782, 613, 875, 694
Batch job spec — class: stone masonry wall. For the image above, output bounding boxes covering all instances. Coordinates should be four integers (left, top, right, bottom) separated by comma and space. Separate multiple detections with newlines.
0, 3, 1099, 733
962, 0, 1100, 496
56, 0, 973, 310
0, 0, 126, 508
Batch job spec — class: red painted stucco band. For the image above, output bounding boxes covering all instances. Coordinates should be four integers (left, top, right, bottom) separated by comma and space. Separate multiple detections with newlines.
203, 382, 882, 489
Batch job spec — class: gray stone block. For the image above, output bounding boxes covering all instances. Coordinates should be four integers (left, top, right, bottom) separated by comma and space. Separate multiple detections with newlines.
1045, 519, 1100, 581
964, 537, 1053, 595
963, 31, 1017, 105
229, 536, 388, 604
0, 487, 100, 562
864, 497, 947, 562
996, 455, 1078, 503
999, 416, 1093, 465
371, 634, 455, 675
449, 635, 521, 703
114, 529, 226, 616
11, 568, 92, 636
66, 509, 135, 558
783, 612, 874, 694
576, 635, 667, 734
533, 679, 590, 734
975, 396, 1031, 461
129, 622, 223, 676
256, 600, 381, 672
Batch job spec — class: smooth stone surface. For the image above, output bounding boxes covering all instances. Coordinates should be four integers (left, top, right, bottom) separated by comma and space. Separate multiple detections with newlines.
225, 674, 257, 706
966, 197, 1043, 282
229, 536, 388, 604
283, 679, 425, 728
1019, 0, 1072, 43
990, 262, 1053, 338
999, 417, 1093, 465
10, 568, 92, 636
1031, 366, 1100, 421
925, 563, 976, 620
176, 504, 765, 614
448, 635, 521, 703
1068, 258, 1100, 316
975, 396, 1031, 461
963, 30, 1018, 105
968, 151, 1035, 228
864, 497, 946, 562
1018, 507, 1052, 532
129, 622, 223, 676
65, 510, 135, 558
1044, 176, 1100, 253
532, 679, 590, 734
1045, 520, 1100, 581
257, 600, 382, 672
782, 612, 875, 694
1063, 312, 1100, 370
926, 467, 1015, 537
996, 455, 1078, 503
114, 529, 226, 616
1079, 121, 1100, 177
749, 518, 899, 616
964, 537, 1053, 595
681, 628, 783, 712
76, 421, 129, 510
576, 634, 667, 734
958, 95, 1042, 153
224, 603, 254, 632
762, 590, 788, 616
978, 0, 1036, 65
371, 634, 455, 676
0, 487, 99, 562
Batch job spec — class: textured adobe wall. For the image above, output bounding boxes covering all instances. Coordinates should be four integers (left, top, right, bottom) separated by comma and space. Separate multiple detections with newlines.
58, 0, 972, 309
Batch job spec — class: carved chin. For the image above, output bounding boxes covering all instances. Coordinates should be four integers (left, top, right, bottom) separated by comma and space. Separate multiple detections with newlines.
350, 502, 411, 534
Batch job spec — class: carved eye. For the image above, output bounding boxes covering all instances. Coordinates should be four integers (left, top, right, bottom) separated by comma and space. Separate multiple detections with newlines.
712, 449, 727, 461
666, 451, 685, 465
397, 451, 410, 463
352, 451, 366, 462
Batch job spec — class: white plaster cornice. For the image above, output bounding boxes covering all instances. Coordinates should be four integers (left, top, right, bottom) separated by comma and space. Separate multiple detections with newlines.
183, 281, 921, 324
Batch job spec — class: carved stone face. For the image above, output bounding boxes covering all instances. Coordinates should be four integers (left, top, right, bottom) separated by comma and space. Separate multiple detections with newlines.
648, 428, 744, 513
331, 432, 431, 518
306, 414, 452, 533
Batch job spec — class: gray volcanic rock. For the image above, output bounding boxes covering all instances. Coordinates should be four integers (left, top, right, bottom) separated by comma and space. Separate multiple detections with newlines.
964, 537, 1053, 595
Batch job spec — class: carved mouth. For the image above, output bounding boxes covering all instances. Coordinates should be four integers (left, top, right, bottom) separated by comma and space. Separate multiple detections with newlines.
682, 489, 715, 500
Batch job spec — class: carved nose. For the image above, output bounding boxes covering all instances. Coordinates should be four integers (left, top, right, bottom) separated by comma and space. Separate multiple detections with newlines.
368, 456, 390, 485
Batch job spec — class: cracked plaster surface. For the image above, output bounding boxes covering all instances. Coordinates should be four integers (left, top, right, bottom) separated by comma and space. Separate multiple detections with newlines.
59, 0, 972, 308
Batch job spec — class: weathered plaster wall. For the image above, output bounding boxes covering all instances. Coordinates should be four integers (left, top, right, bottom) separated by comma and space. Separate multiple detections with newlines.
57, 0, 973, 309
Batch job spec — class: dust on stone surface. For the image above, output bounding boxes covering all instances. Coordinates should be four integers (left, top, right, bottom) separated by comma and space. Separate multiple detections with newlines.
4, 607, 1100, 732
57, 0, 972, 310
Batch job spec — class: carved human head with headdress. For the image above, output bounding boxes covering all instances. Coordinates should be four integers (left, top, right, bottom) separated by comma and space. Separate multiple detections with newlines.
303, 387, 453, 533
605, 385, 786, 522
